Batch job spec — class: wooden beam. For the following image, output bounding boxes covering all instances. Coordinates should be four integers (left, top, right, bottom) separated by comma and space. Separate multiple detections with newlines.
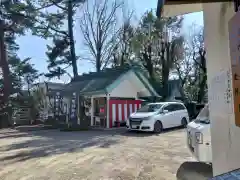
156, 0, 232, 17
165, 0, 231, 5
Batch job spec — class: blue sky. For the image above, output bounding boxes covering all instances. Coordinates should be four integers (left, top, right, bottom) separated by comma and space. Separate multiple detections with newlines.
16, 0, 203, 83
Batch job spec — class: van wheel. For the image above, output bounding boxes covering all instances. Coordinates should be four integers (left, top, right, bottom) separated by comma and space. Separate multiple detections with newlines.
154, 121, 163, 133
181, 118, 188, 128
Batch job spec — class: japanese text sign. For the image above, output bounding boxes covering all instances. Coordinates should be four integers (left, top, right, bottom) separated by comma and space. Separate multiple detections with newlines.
229, 10, 240, 127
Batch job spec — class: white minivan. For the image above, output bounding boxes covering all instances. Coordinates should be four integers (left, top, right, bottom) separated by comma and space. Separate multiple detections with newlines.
126, 102, 189, 133
187, 104, 212, 163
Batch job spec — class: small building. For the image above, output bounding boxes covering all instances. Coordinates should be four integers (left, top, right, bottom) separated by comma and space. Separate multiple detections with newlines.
150, 79, 183, 102
162, 79, 182, 102
11, 83, 67, 125
56, 65, 160, 128
32, 82, 66, 119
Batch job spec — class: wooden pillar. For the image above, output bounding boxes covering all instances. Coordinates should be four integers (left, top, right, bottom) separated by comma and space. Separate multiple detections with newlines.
135, 93, 138, 100
106, 94, 110, 128
66, 96, 71, 124
77, 94, 80, 125
91, 96, 94, 126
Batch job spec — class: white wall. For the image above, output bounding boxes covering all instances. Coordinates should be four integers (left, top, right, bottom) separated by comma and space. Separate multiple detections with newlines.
110, 78, 137, 98
203, 2, 240, 176
110, 71, 151, 98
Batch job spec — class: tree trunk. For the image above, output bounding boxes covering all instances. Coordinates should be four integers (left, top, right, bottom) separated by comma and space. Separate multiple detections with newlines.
178, 84, 188, 103
161, 50, 170, 101
27, 85, 31, 97
143, 45, 154, 81
197, 52, 207, 103
144, 55, 154, 81
162, 66, 169, 100
0, 20, 11, 106
197, 74, 207, 103
121, 52, 125, 66
112, 53, 118, 67
96, 51, 101, 72
120, 34, 128, 67
67, 0, 78, 78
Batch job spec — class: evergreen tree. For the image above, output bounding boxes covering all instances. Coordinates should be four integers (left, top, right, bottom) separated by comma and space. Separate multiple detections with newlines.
130, 10, 184, 100
0, 0, 41, 106
4, 33, 39, 95
0, 0, 86, 105
35, 0, 86, 79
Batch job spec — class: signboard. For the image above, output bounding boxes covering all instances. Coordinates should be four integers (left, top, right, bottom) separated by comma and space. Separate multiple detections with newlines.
208, 70, 232, 115
54, 92, 62, 119
69, 92, 78, 125
229, 10, 240, 127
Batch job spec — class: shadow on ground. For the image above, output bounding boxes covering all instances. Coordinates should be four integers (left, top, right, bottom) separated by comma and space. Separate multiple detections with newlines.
0, 125, 184, 166
120, 126, 185, 137
176, 161, 213, 180
0, 128, 122, 165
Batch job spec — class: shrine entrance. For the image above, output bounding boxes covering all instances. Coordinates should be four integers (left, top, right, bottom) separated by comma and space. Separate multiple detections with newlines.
157, 0, 240, 178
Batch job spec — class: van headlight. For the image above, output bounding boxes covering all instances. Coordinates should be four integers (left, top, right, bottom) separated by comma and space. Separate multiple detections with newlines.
195, 132, 203, 144
142, 116, 152, 121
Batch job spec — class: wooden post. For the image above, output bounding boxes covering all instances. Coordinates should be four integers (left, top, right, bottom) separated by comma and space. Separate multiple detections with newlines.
66, 97, 70, 124
91, 96, 94, 126
106, 94, 110, 128
77, 94, 80, 125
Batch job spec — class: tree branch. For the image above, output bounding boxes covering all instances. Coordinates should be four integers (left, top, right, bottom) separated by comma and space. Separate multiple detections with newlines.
80, 0, 122, 70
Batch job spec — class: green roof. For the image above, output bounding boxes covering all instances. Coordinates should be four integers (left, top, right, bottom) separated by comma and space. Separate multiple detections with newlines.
46, 64, 160, 97
59, 66, 131, 96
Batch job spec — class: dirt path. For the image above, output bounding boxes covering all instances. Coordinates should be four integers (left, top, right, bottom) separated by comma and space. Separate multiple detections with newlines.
0, 128, 193, 180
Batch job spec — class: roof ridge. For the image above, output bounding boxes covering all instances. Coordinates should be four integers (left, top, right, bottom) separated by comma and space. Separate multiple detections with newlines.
72, 66, 131, 82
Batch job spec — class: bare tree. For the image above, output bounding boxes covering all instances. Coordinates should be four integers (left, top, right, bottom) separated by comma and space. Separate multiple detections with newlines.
118, 5, 134, 66
190, 25, 207, 103
176, 24, 207, 103
175, 42, 194, 102
80, 0, 122, 72
159, 34, 184, 100
109, 7, 134, 68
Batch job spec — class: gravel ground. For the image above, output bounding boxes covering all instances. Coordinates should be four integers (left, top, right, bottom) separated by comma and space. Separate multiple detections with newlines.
0, 127, 193, 180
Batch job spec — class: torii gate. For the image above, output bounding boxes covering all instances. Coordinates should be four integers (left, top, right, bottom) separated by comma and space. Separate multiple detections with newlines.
157, 0, 240, 178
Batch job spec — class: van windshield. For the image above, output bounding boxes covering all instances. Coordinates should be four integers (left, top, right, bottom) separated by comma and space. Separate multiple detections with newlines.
194, 104, 210, 124
137, 104, 163, 113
